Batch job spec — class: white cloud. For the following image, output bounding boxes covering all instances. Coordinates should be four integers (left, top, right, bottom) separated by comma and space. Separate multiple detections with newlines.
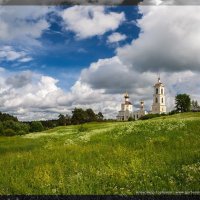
0, 46, 32, 62
0, 67, 118, 120
107, 32, 127, 44
80, 56, 154, 94
61, 6, 125, 39
0, 6, 53, 45
117, 6, 200, 73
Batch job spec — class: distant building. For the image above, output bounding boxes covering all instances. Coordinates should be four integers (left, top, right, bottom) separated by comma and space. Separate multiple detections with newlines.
116, 92, 133, 121
116, 77, 167, 121
133, 100, 148, 120
151, 77, 167, 114
116, 93, 148, 121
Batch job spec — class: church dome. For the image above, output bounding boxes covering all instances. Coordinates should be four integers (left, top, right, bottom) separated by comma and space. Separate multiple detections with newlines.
154, 77, 164, 87
124, 92, 129, 98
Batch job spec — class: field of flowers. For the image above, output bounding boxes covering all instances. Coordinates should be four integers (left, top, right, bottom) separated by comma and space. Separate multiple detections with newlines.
0, 113, 199, 194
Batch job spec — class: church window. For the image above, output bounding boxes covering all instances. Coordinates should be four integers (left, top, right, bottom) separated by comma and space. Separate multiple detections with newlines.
162, 98, 163, 103
161, 89, 163, 94
156, 98, 158, 103
156, 88, 158, 94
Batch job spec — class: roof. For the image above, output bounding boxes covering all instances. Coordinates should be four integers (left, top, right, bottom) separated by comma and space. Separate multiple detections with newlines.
124, 92, 129, 98
125, 101, 132, 105
154, 78, 164, 87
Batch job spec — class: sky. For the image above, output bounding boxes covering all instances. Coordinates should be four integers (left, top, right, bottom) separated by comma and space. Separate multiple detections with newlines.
0, 1, 200, 121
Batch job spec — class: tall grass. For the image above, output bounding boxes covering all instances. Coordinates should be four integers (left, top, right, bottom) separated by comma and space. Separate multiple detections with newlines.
0, 114, 199, 194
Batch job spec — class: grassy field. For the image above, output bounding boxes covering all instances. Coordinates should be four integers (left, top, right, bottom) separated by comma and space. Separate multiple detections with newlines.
0, 113, 199, 195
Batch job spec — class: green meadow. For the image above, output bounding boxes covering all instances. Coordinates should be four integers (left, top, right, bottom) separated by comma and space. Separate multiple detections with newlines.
0, 113, 199, 195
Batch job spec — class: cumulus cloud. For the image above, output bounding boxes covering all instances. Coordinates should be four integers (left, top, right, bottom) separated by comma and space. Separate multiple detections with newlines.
80, 56, 154, 94
5, 71, 33, 88
61, 6, 125, 39
0, 46, 32, 62
107, 32, 127, 44
0, 67, 122, 120
117, 6, 200, 73
0, 68, 67, 120
0, 6, 53, 45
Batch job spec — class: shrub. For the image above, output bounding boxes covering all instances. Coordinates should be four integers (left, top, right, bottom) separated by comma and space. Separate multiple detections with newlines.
140, 114, 161, 120
0, 122, 3, 136
30, 121, 44, 132
169, 110, 178, 115
128, 117, 135, 121
3, 129, 16, 136
18, 130, 26, 136
2, 120, 29, 135
77, 125, 88, 133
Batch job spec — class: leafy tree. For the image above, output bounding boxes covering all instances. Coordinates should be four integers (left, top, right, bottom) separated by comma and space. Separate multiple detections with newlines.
191, 100, 199, 109
40, 119, 58, 129
175, 94, 191, 112
30, 121, 44, 132
65, 114, 71, 125
71, 108, 88, 124
58, 114, 66, 126
96, 112, 104, 121
86, 108, 97, 122
0, 112, 18, 122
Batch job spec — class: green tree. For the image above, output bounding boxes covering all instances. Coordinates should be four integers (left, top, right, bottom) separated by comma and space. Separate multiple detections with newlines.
58, 114, 66, 126
175, 94, 191, 112
0, 112, 18, 122
191, 100, 199, 109
65, 114, 71, 125
86, 108, 97, 122
96, 112, 104, 121
71, 108, 88, 124
30, 121, 44, 132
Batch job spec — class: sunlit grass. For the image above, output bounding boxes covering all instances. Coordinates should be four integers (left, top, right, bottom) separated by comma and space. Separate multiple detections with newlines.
0, 113, 199, 194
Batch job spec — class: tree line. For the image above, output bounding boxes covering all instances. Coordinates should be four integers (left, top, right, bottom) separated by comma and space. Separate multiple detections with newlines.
0, 108, 104, 137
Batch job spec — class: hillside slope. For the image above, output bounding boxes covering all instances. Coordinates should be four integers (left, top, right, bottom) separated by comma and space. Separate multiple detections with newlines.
0, 113, 199, 194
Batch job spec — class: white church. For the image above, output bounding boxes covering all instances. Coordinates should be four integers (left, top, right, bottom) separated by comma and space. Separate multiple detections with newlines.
116, 77, 167, 121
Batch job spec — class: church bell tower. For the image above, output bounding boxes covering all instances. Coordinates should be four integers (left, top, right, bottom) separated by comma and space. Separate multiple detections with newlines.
151, 77, 167, 114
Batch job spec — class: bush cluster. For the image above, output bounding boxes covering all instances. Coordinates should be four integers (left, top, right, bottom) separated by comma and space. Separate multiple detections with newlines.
140, 113, 167, 120
0, 120, 30, 136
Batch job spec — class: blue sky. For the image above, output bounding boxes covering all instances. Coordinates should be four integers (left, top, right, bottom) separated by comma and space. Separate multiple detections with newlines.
0, 5, 200, 120
1, 6, 141, 90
